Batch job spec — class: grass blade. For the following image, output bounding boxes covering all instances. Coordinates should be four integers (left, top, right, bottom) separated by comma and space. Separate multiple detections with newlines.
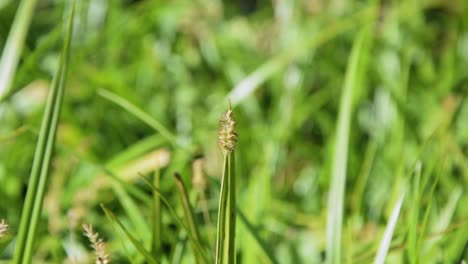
326, 24, 373, 264
151, 166, 162, 256
408, 162, 422, 264
173, 172, 203, 264
12, 3, 75, 263
374, 193, 405, 264
215, 153, 236, 264
0, 0, 38, 100
101, 205, 159, 264
97, 88, 178, 146
140, 174, 209, 263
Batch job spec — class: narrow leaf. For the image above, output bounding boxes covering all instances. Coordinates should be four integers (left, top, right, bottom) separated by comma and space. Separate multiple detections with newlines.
215, 153, 236, 264
173, 172, 203, 264
0, 0, 38, 100
326, 24, 373, 264
101, 205, 159, 264
374, 193, 405, 264
13, 3, 75, 263
140, 174, 209, 263
97, 88, 178, 146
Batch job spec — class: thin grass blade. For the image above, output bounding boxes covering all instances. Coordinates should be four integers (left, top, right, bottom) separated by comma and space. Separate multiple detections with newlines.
140, 174, 209, 263
374, 193, 405, 264
101, 205, 159, 264
408, 162, 422, 264
12, 3, 75, 263
151, 166, 162, 256
0, 0, 38, 100
215, 153, 236, 264
97, 88, 178, 146
326, 25, 373, 264
173, 172, 203, 264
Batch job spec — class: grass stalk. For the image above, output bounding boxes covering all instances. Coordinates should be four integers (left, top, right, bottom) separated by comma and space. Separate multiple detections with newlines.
12, 3, 75, 263
173, 172, 203, 264
101, 205, 159, 264
215, 104, 237, 264
97, 88, 178, 146
374, 193, 405, 264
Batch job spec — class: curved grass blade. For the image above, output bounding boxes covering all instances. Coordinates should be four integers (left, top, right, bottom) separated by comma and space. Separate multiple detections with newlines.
326, 23, 373, 264
101, 205, 159, 264
0, 0, 38, 100
12, 3, 75, 263
374, 193, 405, 264
173, 172, 203, 264
97, 88, 179, 146
140, 174, 209, 263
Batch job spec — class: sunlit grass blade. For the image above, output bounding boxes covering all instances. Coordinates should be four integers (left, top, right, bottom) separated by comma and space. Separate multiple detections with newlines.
173, 172, 203, 264
97, 88, 179, 146
101, 204, 159, 264
374, 193, 405, 264
151, 166, 162, 256
140, 174, 209, 263
0, 0, 38, 100
326, 24, 373, 264
12, 3, 75, 263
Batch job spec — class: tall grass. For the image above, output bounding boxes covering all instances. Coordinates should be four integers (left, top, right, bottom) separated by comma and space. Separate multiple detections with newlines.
12, 3, 75, 263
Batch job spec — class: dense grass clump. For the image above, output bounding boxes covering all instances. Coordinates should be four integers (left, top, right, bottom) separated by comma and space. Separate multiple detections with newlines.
0, 0, 467, 263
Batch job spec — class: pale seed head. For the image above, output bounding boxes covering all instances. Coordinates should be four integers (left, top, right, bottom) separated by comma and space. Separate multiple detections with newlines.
0, 219, 9, 238
218, 104, 238, 153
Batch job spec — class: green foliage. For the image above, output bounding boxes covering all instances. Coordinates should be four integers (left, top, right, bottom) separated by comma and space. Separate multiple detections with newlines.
0, 0, 467, 263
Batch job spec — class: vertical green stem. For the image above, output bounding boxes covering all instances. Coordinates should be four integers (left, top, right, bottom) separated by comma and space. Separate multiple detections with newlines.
152, 165, 162, 257
215, 152, 236, 264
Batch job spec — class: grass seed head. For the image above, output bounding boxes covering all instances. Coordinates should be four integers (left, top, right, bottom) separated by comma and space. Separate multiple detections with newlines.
82, 224, 110, 264
218, 103, 238, 154
0, 219, 9, 238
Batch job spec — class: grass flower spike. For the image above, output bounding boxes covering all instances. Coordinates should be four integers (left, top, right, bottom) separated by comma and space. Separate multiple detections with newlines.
82, 224, 110, 264
0, 219, 9, 238
218, 102, 238, 154
215, 102, 238, 264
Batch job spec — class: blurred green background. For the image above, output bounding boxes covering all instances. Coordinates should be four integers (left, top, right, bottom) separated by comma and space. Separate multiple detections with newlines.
0, 0, 467, 263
